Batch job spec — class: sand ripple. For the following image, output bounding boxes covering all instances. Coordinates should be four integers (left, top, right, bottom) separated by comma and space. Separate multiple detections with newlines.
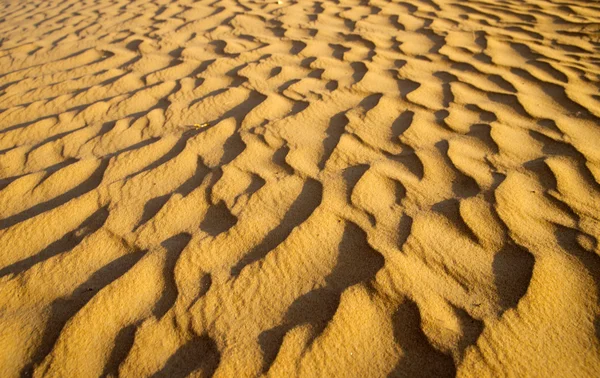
0, 0, 599, 376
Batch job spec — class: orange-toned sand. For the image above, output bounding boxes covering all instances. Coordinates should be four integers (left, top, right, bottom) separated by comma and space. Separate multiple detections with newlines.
1, 0, 599, 376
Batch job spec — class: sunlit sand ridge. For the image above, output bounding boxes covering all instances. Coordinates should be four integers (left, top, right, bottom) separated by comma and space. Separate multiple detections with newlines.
0, 0, 599, 376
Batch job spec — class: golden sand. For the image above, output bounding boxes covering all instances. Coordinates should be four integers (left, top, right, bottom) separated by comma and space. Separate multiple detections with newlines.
0, 0, 599, 376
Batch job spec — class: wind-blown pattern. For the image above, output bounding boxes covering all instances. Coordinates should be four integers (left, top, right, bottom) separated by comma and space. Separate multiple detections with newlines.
0, 0, 599, 377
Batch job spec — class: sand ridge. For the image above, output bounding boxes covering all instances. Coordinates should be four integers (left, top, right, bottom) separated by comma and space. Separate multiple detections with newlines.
0, 0, 599, 376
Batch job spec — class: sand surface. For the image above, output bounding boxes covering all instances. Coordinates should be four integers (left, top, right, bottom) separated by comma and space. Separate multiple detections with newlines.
1, 0, 600, 376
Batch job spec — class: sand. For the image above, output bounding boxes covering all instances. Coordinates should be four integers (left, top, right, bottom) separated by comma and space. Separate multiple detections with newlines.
0, 0, 599, 376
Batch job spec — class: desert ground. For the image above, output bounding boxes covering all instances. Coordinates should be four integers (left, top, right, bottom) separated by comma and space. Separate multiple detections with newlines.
0, 0, 599, 376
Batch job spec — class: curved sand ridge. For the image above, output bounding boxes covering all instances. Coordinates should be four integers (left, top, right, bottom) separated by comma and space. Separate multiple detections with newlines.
1, 0, 600, 376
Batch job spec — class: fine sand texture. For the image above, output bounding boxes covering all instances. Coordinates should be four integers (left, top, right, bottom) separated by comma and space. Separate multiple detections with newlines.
1, 0, 600, 377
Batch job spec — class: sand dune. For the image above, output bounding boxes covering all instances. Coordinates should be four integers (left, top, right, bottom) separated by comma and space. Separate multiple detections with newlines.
0, 0, 599, 376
